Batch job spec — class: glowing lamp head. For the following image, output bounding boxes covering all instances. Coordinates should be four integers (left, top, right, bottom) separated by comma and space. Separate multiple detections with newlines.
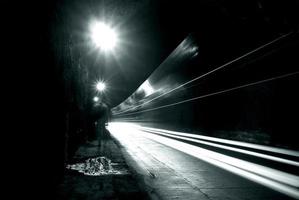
93, 96, 99, 102
91, 22, 117, 51
96, 82, 106, 92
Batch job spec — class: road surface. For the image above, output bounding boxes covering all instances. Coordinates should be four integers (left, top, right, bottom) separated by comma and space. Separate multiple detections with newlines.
107, 122, 299, 200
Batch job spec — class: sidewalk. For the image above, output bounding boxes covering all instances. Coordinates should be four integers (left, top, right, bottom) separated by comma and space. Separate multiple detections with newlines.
55, 131, 150, 200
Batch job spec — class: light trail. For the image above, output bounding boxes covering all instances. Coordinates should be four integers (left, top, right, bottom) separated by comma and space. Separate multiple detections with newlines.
139, 126, 299, 157
114, 71, 299, 117
107, 122, 299, 199
138, 127, 299, 167
142, 132, 299, 199
113, 32, 293, 115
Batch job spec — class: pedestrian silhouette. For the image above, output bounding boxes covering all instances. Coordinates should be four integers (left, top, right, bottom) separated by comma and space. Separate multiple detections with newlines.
91, 101, 110, 150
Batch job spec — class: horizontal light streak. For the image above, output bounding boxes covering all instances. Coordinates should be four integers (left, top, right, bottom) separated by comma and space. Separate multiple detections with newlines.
138, 127, 299, 167
139, 129, 299, 199
107, 122, 299, 199
139, 126, 299, 158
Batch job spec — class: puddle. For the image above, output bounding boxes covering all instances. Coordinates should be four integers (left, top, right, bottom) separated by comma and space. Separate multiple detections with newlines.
66, 156, 129, 176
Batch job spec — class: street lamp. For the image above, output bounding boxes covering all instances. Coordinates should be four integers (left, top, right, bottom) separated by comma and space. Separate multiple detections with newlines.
93, 96, 99, 102
90, 22, 118, 51
96, 81, 106, 92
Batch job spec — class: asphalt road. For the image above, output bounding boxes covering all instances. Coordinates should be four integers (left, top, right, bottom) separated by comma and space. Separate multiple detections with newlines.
107, 122, 299, 200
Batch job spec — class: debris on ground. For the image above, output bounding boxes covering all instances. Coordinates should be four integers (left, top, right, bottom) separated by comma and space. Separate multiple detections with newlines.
66, 156, 129, 176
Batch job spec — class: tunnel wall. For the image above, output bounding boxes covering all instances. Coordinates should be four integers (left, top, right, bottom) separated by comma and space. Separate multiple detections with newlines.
112, 33, 299, 150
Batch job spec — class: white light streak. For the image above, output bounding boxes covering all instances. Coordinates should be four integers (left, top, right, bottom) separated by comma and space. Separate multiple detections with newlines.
139, 126, 299, 158
114, 71, 299, 117
107, 122, 299, 199
113, 32, 292, 115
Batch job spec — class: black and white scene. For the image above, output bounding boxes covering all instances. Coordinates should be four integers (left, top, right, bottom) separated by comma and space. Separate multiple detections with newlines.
7, 0, 299, 199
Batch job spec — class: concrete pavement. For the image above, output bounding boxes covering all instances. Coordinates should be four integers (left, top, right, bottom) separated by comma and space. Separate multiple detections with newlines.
55, 134, 150, 200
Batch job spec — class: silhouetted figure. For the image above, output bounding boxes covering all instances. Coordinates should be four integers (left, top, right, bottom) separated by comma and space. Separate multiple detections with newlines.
90, 101, 110, 151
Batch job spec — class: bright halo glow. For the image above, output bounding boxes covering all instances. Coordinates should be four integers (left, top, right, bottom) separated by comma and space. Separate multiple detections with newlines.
91, 22, 117, 51
96, 82, 106, 92
93, 96, 99, 102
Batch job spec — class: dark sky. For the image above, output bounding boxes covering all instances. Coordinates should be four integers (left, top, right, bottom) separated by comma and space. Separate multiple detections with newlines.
58, 0, 298, 107
9, 0, 299, 109
60, 0, 191, 107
